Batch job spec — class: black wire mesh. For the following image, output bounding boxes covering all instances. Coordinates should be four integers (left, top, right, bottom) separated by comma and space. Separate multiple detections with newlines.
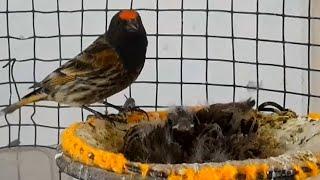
0, 0, 320, 178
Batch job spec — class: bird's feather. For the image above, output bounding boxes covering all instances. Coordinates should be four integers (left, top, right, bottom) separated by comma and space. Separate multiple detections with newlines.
0, 88, 47, 116
33, 36, 120, 90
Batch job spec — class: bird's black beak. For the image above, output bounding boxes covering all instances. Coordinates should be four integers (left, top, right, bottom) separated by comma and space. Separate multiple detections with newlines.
172, 123, 194, 132
126, 20, 139, 32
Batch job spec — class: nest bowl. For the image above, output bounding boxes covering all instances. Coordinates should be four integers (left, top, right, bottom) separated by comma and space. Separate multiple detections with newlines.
55, 104, 320, 180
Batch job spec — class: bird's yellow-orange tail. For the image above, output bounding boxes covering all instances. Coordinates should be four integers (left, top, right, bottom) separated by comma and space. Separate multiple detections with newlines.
0, 89, 47, 116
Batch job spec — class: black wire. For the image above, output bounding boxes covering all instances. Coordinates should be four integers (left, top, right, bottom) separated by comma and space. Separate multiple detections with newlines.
4, 0, 11, 147
3, 33, 319, 47
80, 0, 84, 122
282, 0, 287, 108
180, 1, 184, 106
255, 0, 260, 108
56, 0, 62, 144
231, 0, 236, 102
9, 59, 22, 146
155, 0, 159, 111
1, 59, 320, 81
103, 0, 110, 115
31, 0, 38, 147
126, 0, 134, 103
307, 0, 311, 114
1, 8, 320, 21
130, 0, 134, 10
1, 57, 320, 72
205, 0, 209, 102
128, 0, 134, 99
0, 0, 318, 167
1, 2, 318, 180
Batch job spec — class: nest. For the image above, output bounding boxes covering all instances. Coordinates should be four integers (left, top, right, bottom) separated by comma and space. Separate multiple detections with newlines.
56, 100, 320, 179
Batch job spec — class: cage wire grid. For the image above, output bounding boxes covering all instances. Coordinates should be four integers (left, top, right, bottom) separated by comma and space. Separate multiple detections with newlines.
0, 0, 319, 171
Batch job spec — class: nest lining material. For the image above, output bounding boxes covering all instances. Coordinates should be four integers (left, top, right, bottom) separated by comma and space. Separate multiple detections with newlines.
57, 101, 320, 179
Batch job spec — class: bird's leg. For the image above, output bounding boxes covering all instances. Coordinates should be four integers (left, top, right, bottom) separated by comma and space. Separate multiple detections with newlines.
103, 96, 149, 120
82, 106, 104, 117
103, 101, 125, 112
82, 105, 116, 125
123, 96, 149, 120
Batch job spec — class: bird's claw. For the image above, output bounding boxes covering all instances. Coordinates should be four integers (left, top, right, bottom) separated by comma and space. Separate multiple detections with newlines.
93, 112, 117, 126
82, 106, 116, 126
122, 95, 149, 120
103, 96, 149, 120
121, 106, 149, 120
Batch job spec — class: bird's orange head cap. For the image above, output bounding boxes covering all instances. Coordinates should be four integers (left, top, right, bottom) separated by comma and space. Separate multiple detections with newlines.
119, 10, 138, 21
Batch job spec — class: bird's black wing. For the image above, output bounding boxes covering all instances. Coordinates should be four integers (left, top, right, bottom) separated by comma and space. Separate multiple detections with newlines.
31, 35, 120, 90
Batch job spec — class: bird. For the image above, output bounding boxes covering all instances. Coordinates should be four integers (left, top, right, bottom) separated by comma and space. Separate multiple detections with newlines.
194, 98, 256, 135
167, 107, 196, 151
0, 10, 148, 117
121, 107, 195, 164
122, 121, 185, 164
189, 123, 230, 163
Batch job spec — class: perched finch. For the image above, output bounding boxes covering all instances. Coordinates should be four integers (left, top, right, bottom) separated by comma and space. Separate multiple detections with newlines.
0, 10, 148, 116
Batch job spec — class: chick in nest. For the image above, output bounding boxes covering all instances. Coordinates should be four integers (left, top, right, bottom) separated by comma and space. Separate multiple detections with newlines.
122, 98, 280, 164
195, 98, 257, 136
189, 99, 258, 163
121, 122, 183, 163
167, 107, 196, 152
188, 123, 230, 163
122, 107, 195, 164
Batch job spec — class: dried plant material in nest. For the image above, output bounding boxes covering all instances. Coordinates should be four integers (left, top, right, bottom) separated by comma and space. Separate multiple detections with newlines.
122, 99, 284, 164
75, 116, 127, 152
